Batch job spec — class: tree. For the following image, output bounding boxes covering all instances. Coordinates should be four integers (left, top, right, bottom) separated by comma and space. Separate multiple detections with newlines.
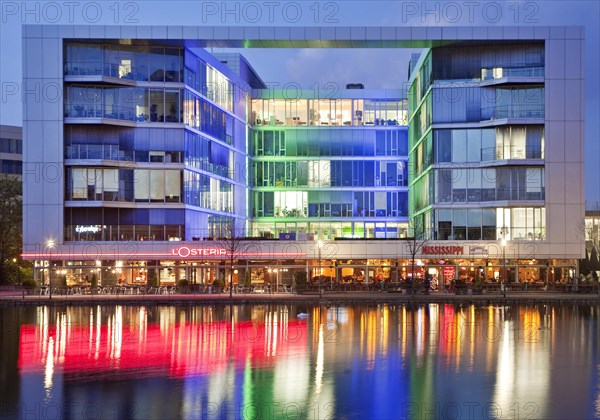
214, 219, 255, 298
404, 215, 428, 296
0, 175, 22, 284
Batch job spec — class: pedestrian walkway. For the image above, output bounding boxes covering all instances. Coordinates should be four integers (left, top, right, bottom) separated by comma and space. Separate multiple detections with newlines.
1, 288, 599, 306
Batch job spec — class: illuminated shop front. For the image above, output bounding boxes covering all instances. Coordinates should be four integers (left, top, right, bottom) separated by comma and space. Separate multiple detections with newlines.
25, 241, 576, 289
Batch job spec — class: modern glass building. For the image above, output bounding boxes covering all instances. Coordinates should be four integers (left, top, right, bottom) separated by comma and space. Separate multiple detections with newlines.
21, 25, 584, 289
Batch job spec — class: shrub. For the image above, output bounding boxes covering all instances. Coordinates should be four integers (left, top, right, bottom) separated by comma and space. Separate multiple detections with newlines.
212, 278, 224, 287
150, 272, 159, 287
177, 279, 189, 286
294, 271, 307, 290
91, 273, 98, 287
22, 279, 37, 288
244, 271, 252, 287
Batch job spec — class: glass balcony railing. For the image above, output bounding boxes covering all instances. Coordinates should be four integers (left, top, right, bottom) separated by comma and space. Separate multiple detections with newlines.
65, 61, 182, 83
481, 104, 544, 120
480, 146, 543, 161
481, 66, 545, 80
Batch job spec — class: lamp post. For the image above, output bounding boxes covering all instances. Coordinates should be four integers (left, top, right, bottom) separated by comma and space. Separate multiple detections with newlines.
46, 240, 55, 299
501, 238, 507, 298
317, 240, 323, 299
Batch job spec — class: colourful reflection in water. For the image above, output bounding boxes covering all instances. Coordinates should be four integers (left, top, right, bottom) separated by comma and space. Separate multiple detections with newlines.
3, 304, 600, 419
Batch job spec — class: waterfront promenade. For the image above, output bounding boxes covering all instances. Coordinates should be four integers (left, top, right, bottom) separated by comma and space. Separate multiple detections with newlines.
1, 287, 599, 306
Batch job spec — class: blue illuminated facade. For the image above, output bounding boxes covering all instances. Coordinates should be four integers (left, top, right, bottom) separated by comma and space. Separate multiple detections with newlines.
62, 43, 253, 242
60, 41, 409, 242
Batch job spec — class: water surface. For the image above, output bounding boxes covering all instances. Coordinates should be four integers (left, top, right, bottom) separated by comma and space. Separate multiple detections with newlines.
2, 303, 600, 419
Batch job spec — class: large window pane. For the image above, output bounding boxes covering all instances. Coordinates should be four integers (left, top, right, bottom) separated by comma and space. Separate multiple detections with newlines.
451, 130, 466, 162
165, 170, 180, 202
134, 169, 149, 201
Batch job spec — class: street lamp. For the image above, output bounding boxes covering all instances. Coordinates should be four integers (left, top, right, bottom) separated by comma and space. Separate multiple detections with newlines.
46, 240, 55, 299
501, 238, 507, 298
317, 240, 323, 299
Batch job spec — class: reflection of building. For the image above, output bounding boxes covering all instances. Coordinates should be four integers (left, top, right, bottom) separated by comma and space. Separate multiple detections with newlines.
22, 25, 584, 287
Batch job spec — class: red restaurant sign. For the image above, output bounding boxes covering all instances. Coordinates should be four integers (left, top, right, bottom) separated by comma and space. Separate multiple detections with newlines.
421, 245, 464, 255
171, 246, 227, 258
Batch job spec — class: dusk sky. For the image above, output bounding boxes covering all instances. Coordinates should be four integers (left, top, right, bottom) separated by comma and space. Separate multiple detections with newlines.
0, 0, 598, 205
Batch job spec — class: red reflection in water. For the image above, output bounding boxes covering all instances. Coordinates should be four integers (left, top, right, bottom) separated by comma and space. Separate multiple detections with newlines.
18, 320, 307, 379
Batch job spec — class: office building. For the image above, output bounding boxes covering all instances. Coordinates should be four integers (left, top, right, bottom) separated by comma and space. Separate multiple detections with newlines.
21, 25, 584, 288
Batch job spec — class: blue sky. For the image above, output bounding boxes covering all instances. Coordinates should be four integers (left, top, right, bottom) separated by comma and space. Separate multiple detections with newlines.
0, 1, 598, 205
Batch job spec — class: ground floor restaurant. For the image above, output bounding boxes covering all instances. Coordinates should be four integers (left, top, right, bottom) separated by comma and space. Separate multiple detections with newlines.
33, 257, 578, 292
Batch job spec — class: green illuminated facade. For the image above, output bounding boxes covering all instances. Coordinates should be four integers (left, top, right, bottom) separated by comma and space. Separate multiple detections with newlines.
408, 43, 547, 241
249, 92, 409, 239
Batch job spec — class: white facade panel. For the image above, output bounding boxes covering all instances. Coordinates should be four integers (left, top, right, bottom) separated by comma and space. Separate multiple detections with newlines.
41, 79, 63, 121
72, 25, 90, 38
381, 27, 395, 40
548, 203, 566, 242
564, 121, 583, 164
545, 163, 565, 204
41, 25, 58, 38
550, 26, 566, 39
564, 79, 583, 122
456, 27, 473, 41
22, 79, 45, 120
120, 26, 137, 39
566, 26, 583, 39
565, 204, 585, 246
411, 27, 427, 41
545, 39, 565, 80
487, 27, 504, 40
41, 39, 61, 79
335, 27, 351, 40
23, 205, 44, 245
518, 26, 534, 40
472, 27, 487, 40
366, 27, 381, 40
533, 26, 550, 39
182, 26, 199, 39
273, 27, 290, 40
151, 26, 168, 38
565, 40, 583, 79
565, 162, 583, 204
89, 26, 106, 39
214, 27, 228, 40
351, 27, 366, 40
42, 121, 63, 164
503, 27, 519, 39
545, 79, 565, 121
24, 38, 44, 79
197, 26, 214, 40
167, 26, 183, 39
104, 25, 121, 38
426, 27, 442, 40
136, 26, 153, 39
396, 27, 412, 41
544, 121, 564, 163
